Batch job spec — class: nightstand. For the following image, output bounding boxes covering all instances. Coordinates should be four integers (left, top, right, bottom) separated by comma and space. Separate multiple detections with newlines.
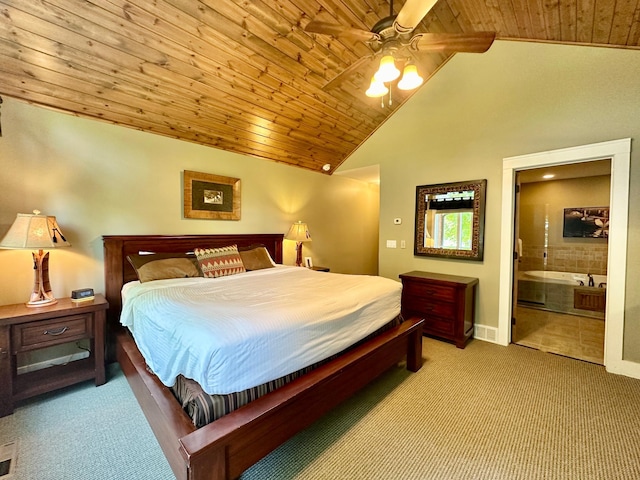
399, 271, 478, 348
0, 295, 108, 417
310, 266, 330, 272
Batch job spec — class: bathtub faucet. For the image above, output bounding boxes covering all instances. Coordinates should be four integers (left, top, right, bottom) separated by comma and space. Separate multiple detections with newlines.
587, 273, 595, 287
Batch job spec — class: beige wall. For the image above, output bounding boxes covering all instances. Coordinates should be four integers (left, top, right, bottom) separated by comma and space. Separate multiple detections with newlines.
519, 176, 610, 275
0, 96, 380, 309
338, 41, 640, 363
520, 175, 610, 247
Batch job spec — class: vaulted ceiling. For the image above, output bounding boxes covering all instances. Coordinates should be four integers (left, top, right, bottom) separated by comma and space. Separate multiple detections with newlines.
1, 1, 639, 174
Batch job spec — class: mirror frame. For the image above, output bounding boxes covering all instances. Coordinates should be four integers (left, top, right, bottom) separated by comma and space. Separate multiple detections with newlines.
414, 179, 487, 261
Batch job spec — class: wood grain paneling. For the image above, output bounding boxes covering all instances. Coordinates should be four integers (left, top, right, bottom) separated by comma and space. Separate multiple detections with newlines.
1, 0, 638, 173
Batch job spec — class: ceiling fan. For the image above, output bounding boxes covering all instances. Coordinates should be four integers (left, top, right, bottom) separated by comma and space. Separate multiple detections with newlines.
305, 0, 496, 99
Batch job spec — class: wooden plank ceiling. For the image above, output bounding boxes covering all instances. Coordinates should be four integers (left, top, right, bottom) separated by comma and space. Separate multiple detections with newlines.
1, 0, 639, 174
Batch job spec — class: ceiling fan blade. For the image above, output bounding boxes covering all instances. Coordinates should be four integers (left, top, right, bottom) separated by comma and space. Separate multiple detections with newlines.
322, 54, 381, 91
305, 21, 378, 42
410, 32, 496, 53
394, 0, 439, 34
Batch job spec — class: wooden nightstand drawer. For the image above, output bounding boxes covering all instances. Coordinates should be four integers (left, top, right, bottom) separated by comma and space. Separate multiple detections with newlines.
424, 315, 455, 336
402, 282, 456, 302
402, 296, 455, 318
12, 314, 92, 353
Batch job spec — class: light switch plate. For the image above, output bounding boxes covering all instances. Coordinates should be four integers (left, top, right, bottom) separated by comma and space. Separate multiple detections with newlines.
386, 240, 397, 248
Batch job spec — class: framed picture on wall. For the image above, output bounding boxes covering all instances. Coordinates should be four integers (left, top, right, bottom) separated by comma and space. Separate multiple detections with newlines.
562, 207, 609, 238
184, 170, 241, 220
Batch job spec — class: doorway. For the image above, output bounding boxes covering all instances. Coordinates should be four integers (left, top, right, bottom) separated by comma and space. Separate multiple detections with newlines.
511, 162, 610, 364
497, 138, 631, 375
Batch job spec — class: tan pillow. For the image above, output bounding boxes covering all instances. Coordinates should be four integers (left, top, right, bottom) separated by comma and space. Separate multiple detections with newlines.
239, 246, 276, 271
194, 245, 246, 278
127, 253, 201, 283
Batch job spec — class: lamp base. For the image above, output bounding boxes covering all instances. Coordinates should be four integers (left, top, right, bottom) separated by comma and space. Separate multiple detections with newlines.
295, 242, 303, 267
27, 250, 57, 308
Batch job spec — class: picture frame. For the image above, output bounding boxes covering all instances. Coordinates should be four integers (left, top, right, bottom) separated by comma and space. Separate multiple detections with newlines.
563, 207, 609, 238
184, 170, 241, 220
304, 256, 313, 268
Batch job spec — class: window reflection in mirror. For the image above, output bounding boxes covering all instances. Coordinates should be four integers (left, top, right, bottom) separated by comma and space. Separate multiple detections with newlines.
415, 180, 486, 261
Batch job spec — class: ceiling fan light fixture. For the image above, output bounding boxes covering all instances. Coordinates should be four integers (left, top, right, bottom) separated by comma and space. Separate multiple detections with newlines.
374, 55, 400, 83
397, 64, 424, 90
365, 76, 389, 98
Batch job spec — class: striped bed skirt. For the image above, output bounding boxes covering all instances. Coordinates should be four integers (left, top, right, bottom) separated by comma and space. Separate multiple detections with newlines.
170, 315, 403, 428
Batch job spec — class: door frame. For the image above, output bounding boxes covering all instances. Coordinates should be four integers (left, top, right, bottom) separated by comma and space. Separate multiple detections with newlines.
497, 138, 639, 378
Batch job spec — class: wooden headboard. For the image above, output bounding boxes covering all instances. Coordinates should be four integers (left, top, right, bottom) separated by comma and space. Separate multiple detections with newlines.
102, 234, 283, 360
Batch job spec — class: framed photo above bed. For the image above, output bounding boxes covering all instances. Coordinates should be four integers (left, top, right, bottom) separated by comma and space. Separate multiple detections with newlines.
184, 170, 241, 220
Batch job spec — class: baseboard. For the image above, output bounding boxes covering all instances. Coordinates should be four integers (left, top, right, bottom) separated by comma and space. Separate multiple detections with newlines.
605, 358, 640, 380
17, 351, 90, 375
473, 324, 500, 344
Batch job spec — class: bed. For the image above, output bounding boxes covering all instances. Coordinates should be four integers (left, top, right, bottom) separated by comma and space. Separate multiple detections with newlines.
103, 234, 424, 480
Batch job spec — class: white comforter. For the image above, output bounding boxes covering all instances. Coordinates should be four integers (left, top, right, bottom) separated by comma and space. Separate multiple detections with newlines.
120, 266, 401, 394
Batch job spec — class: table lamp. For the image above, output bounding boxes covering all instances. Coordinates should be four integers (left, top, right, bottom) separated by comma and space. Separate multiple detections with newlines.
0, 210, 71, 307
285, 221, 311, 267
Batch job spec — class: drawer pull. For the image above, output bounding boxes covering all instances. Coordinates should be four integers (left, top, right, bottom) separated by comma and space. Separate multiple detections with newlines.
44, 326, 68, 336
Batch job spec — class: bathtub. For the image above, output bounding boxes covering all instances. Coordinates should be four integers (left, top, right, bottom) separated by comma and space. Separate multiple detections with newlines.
518, 270, 606, 318
522, 270, 607, 287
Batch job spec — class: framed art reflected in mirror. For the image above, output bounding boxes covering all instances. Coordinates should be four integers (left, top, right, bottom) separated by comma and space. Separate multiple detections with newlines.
414, 179, 487, 261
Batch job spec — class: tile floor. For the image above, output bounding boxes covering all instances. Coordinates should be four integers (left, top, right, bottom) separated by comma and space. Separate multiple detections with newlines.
513, 305, 605, 364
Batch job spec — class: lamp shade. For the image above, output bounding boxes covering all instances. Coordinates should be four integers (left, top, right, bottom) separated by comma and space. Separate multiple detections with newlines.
375, 55, 400, 83
285, 221, 312, 243
0, 210, 71, 249
397, 64, 424, 91
365, 77, 389, 98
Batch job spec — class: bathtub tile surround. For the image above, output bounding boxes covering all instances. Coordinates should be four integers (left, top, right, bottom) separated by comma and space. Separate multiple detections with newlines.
518, 271, 605, 319
520, 245, 608, 276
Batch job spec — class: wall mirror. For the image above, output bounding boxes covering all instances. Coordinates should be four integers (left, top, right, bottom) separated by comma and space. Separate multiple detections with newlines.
414, 179, 487, 261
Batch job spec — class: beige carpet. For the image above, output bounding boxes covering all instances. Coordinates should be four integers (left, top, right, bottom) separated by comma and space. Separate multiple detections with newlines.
3, 338, 639, 479
243, 337, 640, 479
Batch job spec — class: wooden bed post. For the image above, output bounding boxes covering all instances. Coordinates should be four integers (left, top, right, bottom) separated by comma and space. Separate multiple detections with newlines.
406, 320, 424, 372
183, 447, 226, 480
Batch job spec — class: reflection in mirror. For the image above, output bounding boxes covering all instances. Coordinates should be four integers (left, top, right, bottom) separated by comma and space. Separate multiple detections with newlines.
415, 179, 487, 261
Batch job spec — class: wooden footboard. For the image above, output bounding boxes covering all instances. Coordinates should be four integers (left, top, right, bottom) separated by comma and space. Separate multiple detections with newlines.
117, 317, 423, 480
106, 234, 423, 480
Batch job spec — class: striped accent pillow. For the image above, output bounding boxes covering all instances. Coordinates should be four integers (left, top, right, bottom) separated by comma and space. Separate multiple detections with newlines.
194, 245, 246, 278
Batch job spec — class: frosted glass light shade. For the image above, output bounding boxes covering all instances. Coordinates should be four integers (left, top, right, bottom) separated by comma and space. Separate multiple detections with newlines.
365, 77, 389, 98
397, 64, 424, 90
375, 55, 400, 83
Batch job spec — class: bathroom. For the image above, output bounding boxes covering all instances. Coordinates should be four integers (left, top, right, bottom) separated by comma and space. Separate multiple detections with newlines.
513, 160, 610, 364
